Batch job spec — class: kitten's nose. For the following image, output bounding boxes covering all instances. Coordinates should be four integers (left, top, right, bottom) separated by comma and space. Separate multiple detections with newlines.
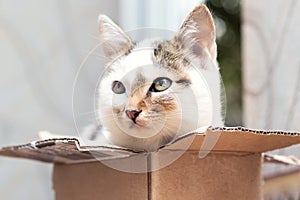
125, 109, 142, 123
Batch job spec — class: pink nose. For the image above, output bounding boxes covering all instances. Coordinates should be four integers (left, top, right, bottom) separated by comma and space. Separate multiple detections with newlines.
125, 110, 142, 123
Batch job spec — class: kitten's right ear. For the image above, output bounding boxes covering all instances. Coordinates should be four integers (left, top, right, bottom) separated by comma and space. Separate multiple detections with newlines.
176, 4, 217, 61
98, 15, 133, 58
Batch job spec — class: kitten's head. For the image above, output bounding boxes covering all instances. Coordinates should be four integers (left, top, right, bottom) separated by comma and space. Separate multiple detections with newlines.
96, 4, 223, 151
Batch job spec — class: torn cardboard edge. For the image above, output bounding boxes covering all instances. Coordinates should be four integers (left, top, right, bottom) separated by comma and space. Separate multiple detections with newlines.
1, 126, 300, 165
264, 154, 300, 166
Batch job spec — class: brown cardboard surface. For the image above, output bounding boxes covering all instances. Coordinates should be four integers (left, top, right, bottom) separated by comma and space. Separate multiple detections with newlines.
264, 169, 300, 197
1, 127, 300, 164
0, 138, 138, 164
1, 127, 300, 200
176, 127, 300, 153
53, 162, 148, 200
52, 151, 262, 200
150, 152, 262, 200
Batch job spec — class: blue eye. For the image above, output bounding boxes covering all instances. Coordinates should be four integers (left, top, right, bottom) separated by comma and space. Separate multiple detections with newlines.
149, 77, 172, 92
112, 81, 126, 94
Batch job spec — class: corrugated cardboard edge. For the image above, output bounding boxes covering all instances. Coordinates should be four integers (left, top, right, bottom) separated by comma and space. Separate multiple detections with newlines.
0, 137, 143, 164
173, 126, 300, 153
170, 126, 300, 145
1, 126, 300, 164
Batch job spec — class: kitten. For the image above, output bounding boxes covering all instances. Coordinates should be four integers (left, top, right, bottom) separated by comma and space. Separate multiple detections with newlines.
90, 4, 223, 151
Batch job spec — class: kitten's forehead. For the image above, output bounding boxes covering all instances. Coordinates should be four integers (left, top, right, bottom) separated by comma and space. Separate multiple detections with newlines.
131, 72, 147, 92
106, 39, 191, 87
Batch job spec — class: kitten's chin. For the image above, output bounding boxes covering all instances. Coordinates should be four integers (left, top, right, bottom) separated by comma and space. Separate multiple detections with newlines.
125, 122, 164, 139
101, 119, 181, 151
132, 119, 149, 128
114, 116, 167, 139
129, 122, 148, 129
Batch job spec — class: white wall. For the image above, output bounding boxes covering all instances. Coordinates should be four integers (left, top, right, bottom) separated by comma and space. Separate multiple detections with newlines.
0, 0, 202, 199
242, 0, 300, 178
243, 0, 300, 131
0, 0, 118, 199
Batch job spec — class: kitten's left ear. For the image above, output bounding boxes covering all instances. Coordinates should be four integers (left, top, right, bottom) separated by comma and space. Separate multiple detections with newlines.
177, 4, 217, 61
98, 15, 133, 58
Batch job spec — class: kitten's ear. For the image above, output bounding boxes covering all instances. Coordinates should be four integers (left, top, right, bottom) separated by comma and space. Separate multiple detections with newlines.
177, 4, 217, 60
98, 15, 133, 58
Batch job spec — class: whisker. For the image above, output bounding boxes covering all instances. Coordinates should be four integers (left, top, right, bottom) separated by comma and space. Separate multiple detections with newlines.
78, 110, 99, 116
88, 33, 100, 41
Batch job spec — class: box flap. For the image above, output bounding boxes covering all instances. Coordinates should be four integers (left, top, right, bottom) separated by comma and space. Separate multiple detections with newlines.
0, 138, 140, 164
172, 127, 300, 153
1, 127, 300, 164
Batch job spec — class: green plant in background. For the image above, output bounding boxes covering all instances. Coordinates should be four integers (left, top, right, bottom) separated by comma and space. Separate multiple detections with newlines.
206, 0, 241, 126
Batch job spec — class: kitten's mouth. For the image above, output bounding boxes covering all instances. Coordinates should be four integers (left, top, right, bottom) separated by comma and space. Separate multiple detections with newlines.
125, 110, 151, 128
120, 115, 167, 138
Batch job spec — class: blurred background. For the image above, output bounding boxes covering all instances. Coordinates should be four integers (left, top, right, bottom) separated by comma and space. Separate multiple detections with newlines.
1, 0, 300, 199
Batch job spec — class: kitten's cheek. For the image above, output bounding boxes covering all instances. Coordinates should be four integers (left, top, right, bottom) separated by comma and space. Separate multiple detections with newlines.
112, 106, 125, 114
112, 108, 120, 114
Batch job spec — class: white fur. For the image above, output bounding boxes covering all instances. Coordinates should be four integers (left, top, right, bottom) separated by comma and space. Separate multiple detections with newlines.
93, 5, 224, 151
96, 46, 222, 151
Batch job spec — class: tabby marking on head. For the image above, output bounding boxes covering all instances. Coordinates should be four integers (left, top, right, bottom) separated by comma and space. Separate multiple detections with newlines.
93, 4, 223, 151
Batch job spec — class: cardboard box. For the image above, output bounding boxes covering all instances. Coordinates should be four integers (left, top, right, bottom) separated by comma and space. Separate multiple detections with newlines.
263, 155, 300, 198
1, 127, 300, 200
